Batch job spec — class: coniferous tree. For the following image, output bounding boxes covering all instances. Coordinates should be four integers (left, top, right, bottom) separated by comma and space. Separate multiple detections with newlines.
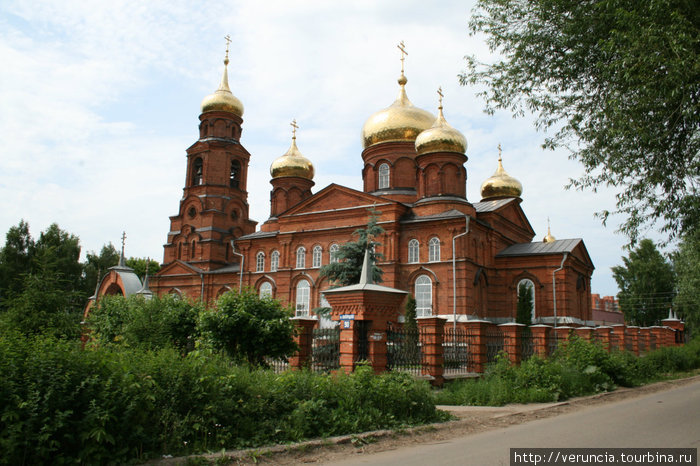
516, 283, 533, 326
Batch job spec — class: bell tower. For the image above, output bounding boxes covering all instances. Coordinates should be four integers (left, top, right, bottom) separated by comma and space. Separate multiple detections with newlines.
162, 36, 257, 271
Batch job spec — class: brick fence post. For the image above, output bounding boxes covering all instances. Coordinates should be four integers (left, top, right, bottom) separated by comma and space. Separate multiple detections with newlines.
610, 324, 626, 352
465, 320, 491, 373
418, 316, 447, 386
554, 326, 574, 350
289, 317, 317, 369
574, 326, 594, 342
626, 326, 639, 355
530, 324, 552, 357
499, 323, 525, 365
594, 326, 612, 351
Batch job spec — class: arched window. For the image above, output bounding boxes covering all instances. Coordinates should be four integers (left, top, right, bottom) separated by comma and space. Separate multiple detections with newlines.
270, 250, 280, 272
295, 279, 310, 316
312, 245, 322, 268
517, 279, 536, 322
296, 247, 306, 269
229, 160, 241, 189
329, 244, 339, 263
408, 239, 419, 263
191, 240, 197, 260
428, 237, 440, 262
192, 157, 203, 185
256, 251, 265, 272
415, 275, 433, 317
259, 281, 273, 299
378, 163, 390, 189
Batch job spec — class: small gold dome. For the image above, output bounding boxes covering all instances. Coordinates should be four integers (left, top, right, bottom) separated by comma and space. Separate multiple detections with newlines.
415, 96, 467, 156
543, 221, 556, 243
200, 55, 244, 117
480, 147, 523, 200
270, 135, 315, 180
361, 73, 435, 149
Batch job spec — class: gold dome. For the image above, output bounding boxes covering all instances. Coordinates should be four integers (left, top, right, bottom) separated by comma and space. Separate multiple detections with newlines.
543, 221, 556, 243
200, 52, 244, 117
361, 73, 435, 149
415, 91, 467, 156
480, 146, 523, 200
270, 123, 315, 180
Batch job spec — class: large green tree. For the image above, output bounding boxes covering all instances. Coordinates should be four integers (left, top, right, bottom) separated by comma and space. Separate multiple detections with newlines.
673, 230, 700, 335
612, 239, 675, 326
0, 220, 34, 305
82, 243, 120, 295
463, 0, 700, 244
319, 210, 385, 286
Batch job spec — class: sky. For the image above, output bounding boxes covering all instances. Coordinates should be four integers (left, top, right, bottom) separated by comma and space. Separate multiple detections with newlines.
0, 0, 653, 297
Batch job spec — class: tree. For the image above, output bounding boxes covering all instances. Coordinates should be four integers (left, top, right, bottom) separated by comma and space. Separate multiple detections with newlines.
673, 230, 700, 335
516, 282, 533, 326
319, 209, 385, 286
125, 257, 161, 282
612, 239, 675, 326
34, 223, 84, 294
83, 243, 120, 295
0, 220, 34, 306
197, 289, 297, 366
463, 0, 700, 244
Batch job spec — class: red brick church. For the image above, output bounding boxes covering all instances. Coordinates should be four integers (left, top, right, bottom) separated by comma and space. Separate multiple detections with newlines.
88, 45, 595, 327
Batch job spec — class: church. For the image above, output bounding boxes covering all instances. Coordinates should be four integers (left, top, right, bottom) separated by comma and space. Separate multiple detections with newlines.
89, 43, 595, 327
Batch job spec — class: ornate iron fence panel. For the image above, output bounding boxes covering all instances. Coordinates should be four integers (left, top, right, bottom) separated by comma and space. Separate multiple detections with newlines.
443, 326, 473, 375
311, 327, 340, 372
485, 327, 504, 363
386, 323, 422, 375
520, 328, 535, 361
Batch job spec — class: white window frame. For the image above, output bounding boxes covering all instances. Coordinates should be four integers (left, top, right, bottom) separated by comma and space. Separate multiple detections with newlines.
255, 251, 265, 272
329, 244, 339, 263
312, 245, 322, 268
296, 247, 306, 269
295, 279, 310, 316
408, 239, 419, 263
428, 237, 440, 262
415, 275, 433, 317
270, 250, 279, 272
378, 163, 390, 189
259, 282, 273, 299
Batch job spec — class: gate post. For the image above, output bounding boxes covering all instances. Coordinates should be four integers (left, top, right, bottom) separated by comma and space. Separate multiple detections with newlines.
418, 316, 447, 386
289, 317, 317, 369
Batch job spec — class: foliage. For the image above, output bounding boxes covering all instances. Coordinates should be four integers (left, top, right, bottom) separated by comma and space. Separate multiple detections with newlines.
612, 239, 675, 326
435, 336, 700, 406
0, 333, 449, 464
125, 257, 161, 281
404, 294, 417, 331
87, 294, 202, 352
463, 0, 700, 244
0, 220, 34, 304
82, 243, 120, 296
673, 230, 700, 336
198, 289, 298, 366
319, 209, 385, 286
516, 282, 533, 325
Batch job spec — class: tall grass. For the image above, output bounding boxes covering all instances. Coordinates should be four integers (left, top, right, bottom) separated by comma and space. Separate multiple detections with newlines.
435, 337, 700, 406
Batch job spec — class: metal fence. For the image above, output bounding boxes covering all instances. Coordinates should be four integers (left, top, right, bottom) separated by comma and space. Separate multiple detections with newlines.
386, 323, 423, 376
485, 326, 504, 363
311, 327, 340, 372
443, 326, 474, 375
265, 358, 290, 374
520, 329, 535, 361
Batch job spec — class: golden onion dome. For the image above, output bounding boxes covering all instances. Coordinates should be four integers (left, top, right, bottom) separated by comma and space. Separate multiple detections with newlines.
200, 51, 244, 117
543, 221, 556, 243
480, 146, 523, 200
270, 124, 315, 180
361, 72, 435, 149
415, 91, 467, 156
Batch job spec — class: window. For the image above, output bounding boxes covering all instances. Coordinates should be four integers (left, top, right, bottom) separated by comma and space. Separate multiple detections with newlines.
408, 239, 419, 263
329, 244, 339, 263
428, 237, 440, 262
415, 275, 433, 317
295, 280, 310, 316
192, 157, 203, 185
296, 247, 306, 269
378, 163, 390, 189
256, 251, 265, 272
270, 250, 280, 272
517, 279, 536, 322
312, 245, 322, 268
259, 282, 272, 298
229, 160, 241, 188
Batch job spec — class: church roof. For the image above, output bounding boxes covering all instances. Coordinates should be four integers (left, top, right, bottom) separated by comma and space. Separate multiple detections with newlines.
496, 238, 584, 257
238, 230, 278, 240
473, 198, 517, 213
400, 209, 468, 224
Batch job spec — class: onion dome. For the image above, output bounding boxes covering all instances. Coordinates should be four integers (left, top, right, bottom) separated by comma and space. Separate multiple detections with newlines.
270, 120, 315, 180
361, 72, 435, 148
415, 89, 467, 156
200, 42, 244, 117
480, 145, 523, 200
543, 220, 556, 243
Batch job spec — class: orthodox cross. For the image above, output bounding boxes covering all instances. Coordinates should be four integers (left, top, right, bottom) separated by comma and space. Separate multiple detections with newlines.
498, 143, 502, 162
437, 86, 444, 109
290, 119, 299, 140
397, 40, 407, 74
224, 34, 231, 63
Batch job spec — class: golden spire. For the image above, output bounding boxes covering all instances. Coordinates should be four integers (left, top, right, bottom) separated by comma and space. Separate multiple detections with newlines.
361, 42, 435, 149
200, 35, 244, 116
270, 119, 315, 180
543, 218, 556, 243
480, 144, 524, 200
415, 87, 467, 156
